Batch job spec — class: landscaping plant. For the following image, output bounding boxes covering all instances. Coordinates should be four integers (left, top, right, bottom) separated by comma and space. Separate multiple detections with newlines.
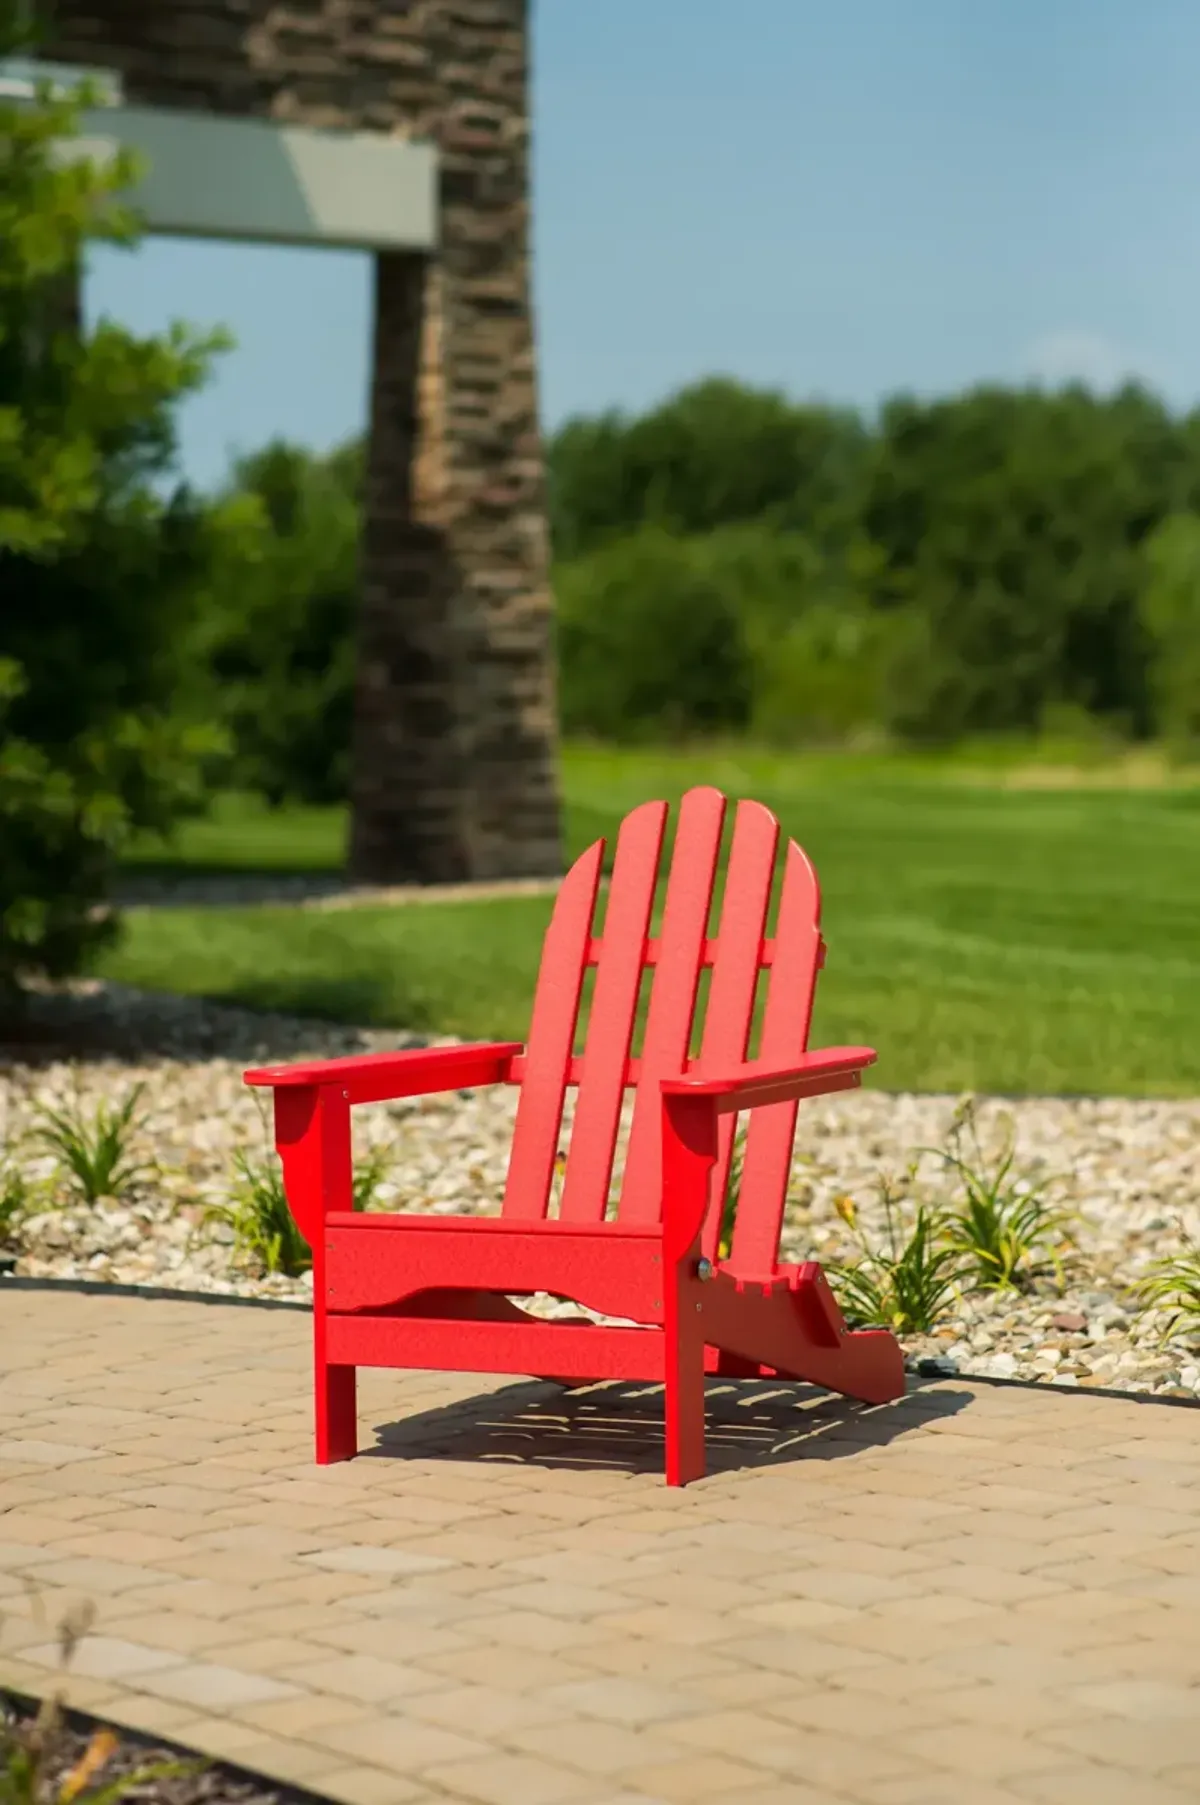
0, 0, 246, 1012
204, 1133, 391, 1276
0, 1163, 28, 1247
828, 1178, 965, 1335
204, 1146, 305, 1275
32, 1083, 148, 1205
1131, 1236, 1200, 1343
0, 1119, 29, 1245
933, 1098, 1075, 1291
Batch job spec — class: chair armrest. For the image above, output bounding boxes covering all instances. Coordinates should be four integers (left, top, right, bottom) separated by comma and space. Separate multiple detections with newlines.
245, 1042, 524, 1107
661, 1046, 876, 1113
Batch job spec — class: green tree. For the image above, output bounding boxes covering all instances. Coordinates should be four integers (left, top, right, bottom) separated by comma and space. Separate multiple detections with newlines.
862, 383, 1185, 741
555, 525, 754, 741
198, 437, 363, 806
1139, 514, 1200, 758
0, 5, 236, 1002
548, 378, 868, 560
653, 524, 891, 745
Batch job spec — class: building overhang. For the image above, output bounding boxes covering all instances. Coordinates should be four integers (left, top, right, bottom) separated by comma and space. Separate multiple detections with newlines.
1, 58, 438, 252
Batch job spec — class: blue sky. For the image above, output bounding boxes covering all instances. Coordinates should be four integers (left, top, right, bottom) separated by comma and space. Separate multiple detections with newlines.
85, 0, 1200, 490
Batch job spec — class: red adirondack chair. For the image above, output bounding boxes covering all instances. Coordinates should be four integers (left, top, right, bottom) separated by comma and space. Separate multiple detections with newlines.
245, 787, 904, 1485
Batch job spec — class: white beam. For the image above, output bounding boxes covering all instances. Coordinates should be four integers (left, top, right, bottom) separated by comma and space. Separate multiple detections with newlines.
0, 56, 122, 105
73, 106, 438, 252
2, 65, 437, 253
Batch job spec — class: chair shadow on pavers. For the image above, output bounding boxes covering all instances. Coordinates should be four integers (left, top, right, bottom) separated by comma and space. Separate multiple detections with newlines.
366, 1378, 974, 1480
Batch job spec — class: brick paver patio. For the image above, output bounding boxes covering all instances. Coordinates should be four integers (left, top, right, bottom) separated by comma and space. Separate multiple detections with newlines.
2, 1288, 1199, 1805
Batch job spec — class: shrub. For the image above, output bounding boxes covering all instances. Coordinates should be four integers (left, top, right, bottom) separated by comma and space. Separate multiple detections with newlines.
863, 383, 1172, 744
555, 526, 754, 741
547, 378, 869, 561
680, 526, 891, 745
197, 439, 362, 806
749, 604, 892, 745
1138, 514, 1200, 762
0, 7, 238, 1007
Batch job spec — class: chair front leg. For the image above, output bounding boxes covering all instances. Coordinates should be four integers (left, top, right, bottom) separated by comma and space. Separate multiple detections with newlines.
663, 1270, 707, 1485
272, 1083, 357, 1464
661, 1090, 721, 1486
316, 1356, 357, 1464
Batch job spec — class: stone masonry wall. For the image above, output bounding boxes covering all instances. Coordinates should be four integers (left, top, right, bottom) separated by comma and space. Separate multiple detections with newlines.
45, 0, 563, 883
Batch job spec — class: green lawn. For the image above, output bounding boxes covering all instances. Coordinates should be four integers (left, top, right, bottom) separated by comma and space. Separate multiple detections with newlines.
106, 746, 1200, 1097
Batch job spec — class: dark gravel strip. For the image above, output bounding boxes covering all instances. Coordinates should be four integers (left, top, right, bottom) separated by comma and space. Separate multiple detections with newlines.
1, 1689, 343, 1805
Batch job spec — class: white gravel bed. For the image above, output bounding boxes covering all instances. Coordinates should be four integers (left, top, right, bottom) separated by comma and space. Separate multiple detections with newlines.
2, 981, 1198, 1400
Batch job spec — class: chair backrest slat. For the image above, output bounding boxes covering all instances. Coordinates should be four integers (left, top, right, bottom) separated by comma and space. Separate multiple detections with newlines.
692, 800, 780, 1260
556, 800, 668, 1223
729, 839, 823, 1274
504, 786, 828, 1274
616, 788, 727, 1224
502, 839, 604, 1220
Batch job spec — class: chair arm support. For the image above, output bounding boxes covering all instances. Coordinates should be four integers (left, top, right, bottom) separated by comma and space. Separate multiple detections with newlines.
244, 1044, 522, 1248
244, 1042, 524, 1108
659, 1048, 877, 1264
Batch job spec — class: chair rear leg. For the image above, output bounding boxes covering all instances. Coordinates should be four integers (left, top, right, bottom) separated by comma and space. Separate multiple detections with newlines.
316, 1359, 357, 1464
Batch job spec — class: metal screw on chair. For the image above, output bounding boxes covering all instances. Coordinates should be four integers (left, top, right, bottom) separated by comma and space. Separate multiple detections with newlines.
696, 1258, 714, 1282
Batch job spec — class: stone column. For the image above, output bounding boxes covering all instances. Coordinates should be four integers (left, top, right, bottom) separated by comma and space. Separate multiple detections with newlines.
350, 2, 562, 883
44, 0, 564, 886
348, 250, 474, 881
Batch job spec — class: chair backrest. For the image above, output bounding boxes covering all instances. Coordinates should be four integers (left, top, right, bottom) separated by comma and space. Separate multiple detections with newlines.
502, 787, 826, 1277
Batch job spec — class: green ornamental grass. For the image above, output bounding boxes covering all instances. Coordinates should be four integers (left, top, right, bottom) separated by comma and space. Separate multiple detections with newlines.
203, 1137, 392, 1277
1131, 1240, 1200, 1343
934, 1098, 1076, 1291
827, 1181, 966, 1337
32, 1083, 149, 1205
